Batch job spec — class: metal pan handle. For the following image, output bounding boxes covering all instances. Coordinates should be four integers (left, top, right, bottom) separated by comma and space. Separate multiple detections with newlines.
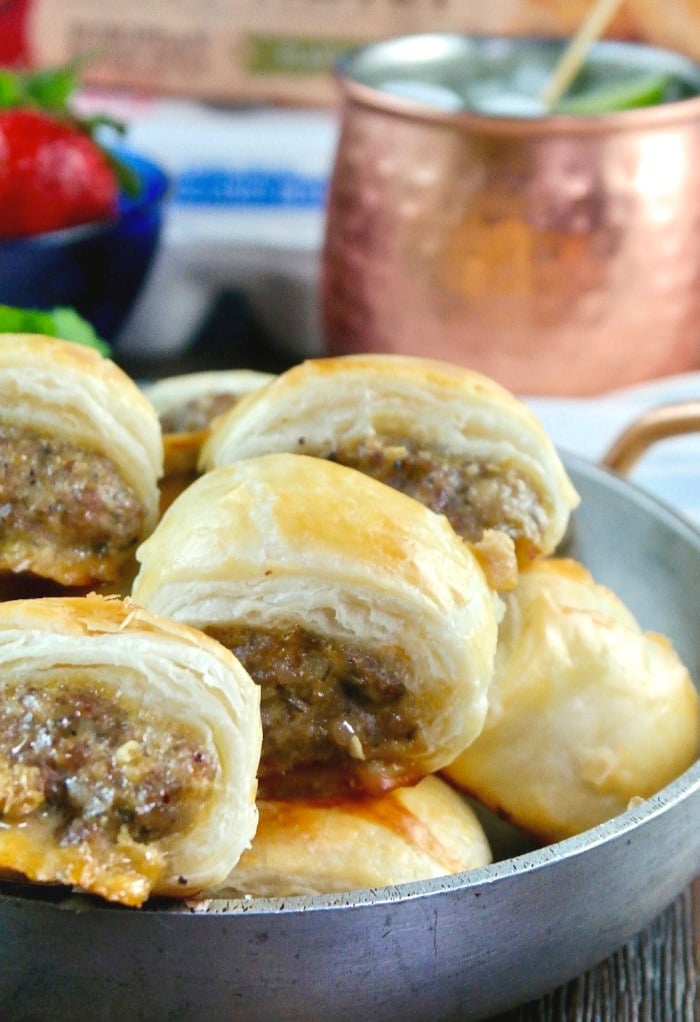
600, 400, 700, 477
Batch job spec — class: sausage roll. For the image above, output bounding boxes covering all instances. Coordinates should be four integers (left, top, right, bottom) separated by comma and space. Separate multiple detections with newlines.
217, 775, 491, 897
0, 594, 261, 907
199, 354, 579, 565
145, 369, 275, 476
443, 559, 700, 842
0, 334, 163, 589
132, 453, 501, 798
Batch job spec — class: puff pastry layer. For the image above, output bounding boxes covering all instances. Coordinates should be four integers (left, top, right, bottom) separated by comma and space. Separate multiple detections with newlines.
443, 558, 700, 841
199, 354, 579, 564
133, 453, 501, 797
217, 775, 491, 897
0, 335, 163, 587
0, 594, 261, 906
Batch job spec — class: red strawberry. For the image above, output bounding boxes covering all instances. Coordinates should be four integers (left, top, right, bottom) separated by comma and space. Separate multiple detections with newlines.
0, 108, 119, 239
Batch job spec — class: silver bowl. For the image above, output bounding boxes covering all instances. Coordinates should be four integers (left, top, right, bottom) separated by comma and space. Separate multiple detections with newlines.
0, 434, 698, 1021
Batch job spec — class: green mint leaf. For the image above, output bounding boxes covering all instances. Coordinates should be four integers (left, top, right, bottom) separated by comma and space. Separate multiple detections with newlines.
0, 304, 111, 356
554, 73, 671, 115
51, 307, 112, 355
0, 304, 57, 336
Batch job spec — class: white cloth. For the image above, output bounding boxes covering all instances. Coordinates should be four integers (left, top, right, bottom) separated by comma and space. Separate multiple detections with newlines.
525, 373, 700, 527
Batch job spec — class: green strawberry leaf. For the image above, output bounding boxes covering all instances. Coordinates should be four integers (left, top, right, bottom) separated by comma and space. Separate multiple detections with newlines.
74, 113, 141, 198
0, 69, 22, 107
104, 150, 142, 199
0, 303, 112, 356
21, 63, 80, 110
0, 62, 79, 111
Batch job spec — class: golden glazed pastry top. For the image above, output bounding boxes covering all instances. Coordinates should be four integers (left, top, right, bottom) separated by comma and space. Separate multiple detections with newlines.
218, 775, 492, 898
443, 558, 700, 841
199, 354, 579, 561
133, 453, 502, 784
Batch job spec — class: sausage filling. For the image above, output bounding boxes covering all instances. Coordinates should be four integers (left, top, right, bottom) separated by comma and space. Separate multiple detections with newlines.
325, 435, 546, 552
208, 624, 422, 792
0, 422, 146, 582
0, 679, 216, 848
159, 393, 240, 434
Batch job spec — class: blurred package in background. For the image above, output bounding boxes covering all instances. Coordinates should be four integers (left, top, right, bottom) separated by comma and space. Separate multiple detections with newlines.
0, 0, 652, 107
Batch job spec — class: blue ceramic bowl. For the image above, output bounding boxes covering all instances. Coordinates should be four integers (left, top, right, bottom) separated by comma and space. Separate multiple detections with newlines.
0, 148, 169, 343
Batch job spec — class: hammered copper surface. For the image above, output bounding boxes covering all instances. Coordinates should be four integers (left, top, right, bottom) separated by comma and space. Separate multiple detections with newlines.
321, 58, 700, 396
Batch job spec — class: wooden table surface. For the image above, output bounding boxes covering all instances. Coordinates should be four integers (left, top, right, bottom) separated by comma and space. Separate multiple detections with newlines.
491, 878, 698, 1021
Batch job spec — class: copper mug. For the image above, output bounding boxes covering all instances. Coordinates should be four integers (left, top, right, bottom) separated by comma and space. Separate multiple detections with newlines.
320, 36, 700, 395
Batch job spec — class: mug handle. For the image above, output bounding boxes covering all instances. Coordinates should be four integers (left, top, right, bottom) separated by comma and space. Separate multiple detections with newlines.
601, 401, 700, 477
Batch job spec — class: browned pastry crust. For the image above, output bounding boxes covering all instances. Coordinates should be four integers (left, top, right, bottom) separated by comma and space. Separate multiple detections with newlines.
0, 594, 261, 906
443, 558, 700, 841
133, 453, 502, 799
199, 354, 579, 567
217, 775, 491, 897
0, 334, 163, 589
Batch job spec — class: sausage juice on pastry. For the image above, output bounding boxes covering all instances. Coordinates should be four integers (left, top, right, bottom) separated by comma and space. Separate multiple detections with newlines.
199, 354, 579, 565
218, 775, 491, 898
442, 558, 700, 842
0, 594, 261, 907
0, 335, 163, 589
132, 453, 501, 798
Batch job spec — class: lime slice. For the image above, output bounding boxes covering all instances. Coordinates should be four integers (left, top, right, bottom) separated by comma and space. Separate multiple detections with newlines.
553, 72, 670, 114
